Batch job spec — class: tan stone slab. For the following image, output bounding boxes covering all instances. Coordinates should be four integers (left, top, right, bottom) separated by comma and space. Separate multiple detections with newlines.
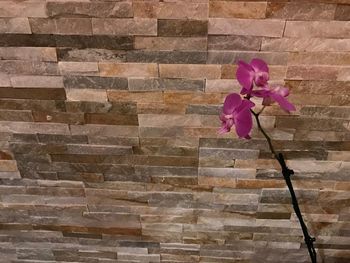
164, 91, 224, 104
210, 1, 267, 19
0, 1, 47, 17
59, 62, 99, 76
66, 89, 107, 102
284, 21, 350, 38
0, 18, 31, 34
29, 18, 92, 35
107, 91, 163, 103
99, 63, 158, 77
328, 151, 350, 161
262, 38, 350, 52
0, 121, 70, 134
92, 18, 157, 36
205, 79, 241, 93
337, 68, 350, 81
0, 74, 11, 87
160, 64, 221, 79
134, 37, 207, 51
138, 114, 218, 127
0, 47, 57, 62
133, 2, 208, 19
286, 66, 340, 80
0, 160, 18, 172
288, 52, 350, 66
288, 94, 332, 106
10, 76, 64, 88
209, 18, 285, 37
70, 124, 139, 137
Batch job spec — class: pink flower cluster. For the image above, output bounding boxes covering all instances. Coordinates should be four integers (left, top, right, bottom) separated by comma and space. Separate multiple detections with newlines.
219, 59, 296, 139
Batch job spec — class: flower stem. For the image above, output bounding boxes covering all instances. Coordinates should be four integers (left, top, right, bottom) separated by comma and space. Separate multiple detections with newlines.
251, 110, 317, 263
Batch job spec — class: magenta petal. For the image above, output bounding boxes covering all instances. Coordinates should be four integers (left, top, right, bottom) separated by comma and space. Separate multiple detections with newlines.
251, 89, 270, 98
250, 58, 269, 73
270, 93, 296, 112
236, 62, 254, 92
234, 109, 253, 138
274, 86, 289, 97
236, 98, 255, 112
223, 93, 241, 115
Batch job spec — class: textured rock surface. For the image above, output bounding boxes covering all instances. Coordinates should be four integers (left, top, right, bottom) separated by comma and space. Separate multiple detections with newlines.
0, 1, 349, 263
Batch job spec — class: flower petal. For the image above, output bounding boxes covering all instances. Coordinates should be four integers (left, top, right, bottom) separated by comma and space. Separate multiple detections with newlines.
273, 85, 289, 97
270, 93, 296, 112
223, 93, 241, 115
236, 98, 255, 113
236, 61, 254, 92
250, 58, 269, 74
234, 109, 253, 138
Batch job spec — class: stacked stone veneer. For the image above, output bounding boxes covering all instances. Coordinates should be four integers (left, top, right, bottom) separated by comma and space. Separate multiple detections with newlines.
0, 1, 349, 262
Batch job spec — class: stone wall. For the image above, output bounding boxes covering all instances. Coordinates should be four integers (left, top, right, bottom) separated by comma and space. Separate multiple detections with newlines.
0, 0, 349, 262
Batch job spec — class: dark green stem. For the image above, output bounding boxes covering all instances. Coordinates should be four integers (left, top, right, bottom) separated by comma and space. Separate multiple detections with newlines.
251, 110, 317, 263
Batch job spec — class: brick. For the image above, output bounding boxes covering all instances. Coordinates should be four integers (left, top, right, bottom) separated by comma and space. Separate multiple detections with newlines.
57, 48, 127, 62
0, 18, 31, 34
208, 35, 261, 51
335, 4, 350, 20
0, 47, 56, 62
10, 76, 63, 88
0, 87, 66, 100
262, 38, 350, 52
127, 51, 207, 64
159, 64, 221, 79
266, 2, 336, 20
210, 1, 267, 19
209, 18, 285, 37
134, 2, 208, 19
0, 1, 47, 18
58, 62, 99, 76
99, 63, 158, 77
135, 37, 207, 51
284, 21, 350, 38
64, 76, 128, 90
158, 20, 208, 37
47, 2, 133, 18
92, 18, 157, 36
29, 18, 92, 35
66, 89, 107, 102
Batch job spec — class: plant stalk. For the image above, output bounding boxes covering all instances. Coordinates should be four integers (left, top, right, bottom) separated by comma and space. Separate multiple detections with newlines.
251, 110, 317, 263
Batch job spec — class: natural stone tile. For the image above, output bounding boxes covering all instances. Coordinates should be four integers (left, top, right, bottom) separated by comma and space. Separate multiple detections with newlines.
0, 1, 47, 18
266, 2, 336, 20
300, 106, 350, 119
286, 80, 350, 95
284, 21, 350, 38
330, 95, 350, 106
92, 18, 157, 36
328, 151, 350, 161
337, 67, 350, 81
0, 160, 18, 172
71, 124, 139, 137
276, 116, 348, 131
66, 101, 137, 114
335, 4, 350, 20
85, 113, 138, 126
0, 33, 56, 47
286, 66, 339, 80
0, 47, 56, 62
47, 2, 133, 18
208, 35, 261, 51
32, 111, 85, 125
206, 79, 241, 93
29, 18, 92, 35
99, 63, 158, 77
58, 61, 99, 76
164, 92, 224, 105
288, 94, 332, 106
137, 103, 186, 114
0, 99, 65, 112
186, 104, 221, 115
57, 48, 127, 62
288, 52, 350, 66
0, 121, 70, 134
129, 78, 204, 92
262, 37, 350, 52
66, 89, 107, 102
158, 20, 208, 37
37, 134, 88, 144
0, 87, 66, 100
209, 18, 285, 37
210, 1, 266, 19
135, 37, 207, 51
0, 74, 11, 87
107, 91, 163, 103
0, 110, 33, 122
10, 76, 63, 88
64, 75, 128, 90
207, 51, 287, 65
0, 61, 59, 75
127, 51, 207, 64
134, 2, 208, 19
0, 18, 31, 34
159, 64, 221, 79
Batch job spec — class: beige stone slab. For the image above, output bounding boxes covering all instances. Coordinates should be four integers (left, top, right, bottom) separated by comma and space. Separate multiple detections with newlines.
134, 37, 207, 51
262, 38, 350, 52
10, 76, 64, 88
138, 114, 219, 127
337, 68, 350, 81
0, 160, 17, 172
99, 63, 158, 77
133, 2, 208, 19
71, 124, 139, 137
92, 18, 157, 36
284, 21, 350, 38
286, 66, 340, 80
210, 1, 267, 19
0, 74, 11, 87
209, 18, 285, 37
0, 121, 70, 134
328, 151, 350, 161
164, 91, 224, 104
59, 62, 99, 76
29, 18, 92, 35
205, 79, 241, 93
0, 18, 31, 33
288, 52, 350, 66
66, 89, 107, 102
160, 64, 221, 79
0, 47, 57, 62
0, 1, 47, 17
107, 91, 164, 103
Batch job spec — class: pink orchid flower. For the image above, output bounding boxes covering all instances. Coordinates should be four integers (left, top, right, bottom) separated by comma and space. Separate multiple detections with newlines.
252, 85, 296, 112
236, 58, 269, 95
219, 93, 255, 138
